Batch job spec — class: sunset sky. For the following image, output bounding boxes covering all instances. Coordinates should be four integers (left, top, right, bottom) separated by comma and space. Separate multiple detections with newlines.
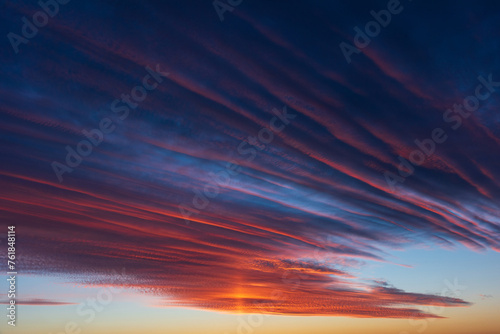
1, 1, 499, 333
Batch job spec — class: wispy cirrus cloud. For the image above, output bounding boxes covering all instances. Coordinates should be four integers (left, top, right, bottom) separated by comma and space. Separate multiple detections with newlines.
0, 0, 499, 318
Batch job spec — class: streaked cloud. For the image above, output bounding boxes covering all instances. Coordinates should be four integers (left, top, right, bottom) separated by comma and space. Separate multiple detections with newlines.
0, 0, 499, 318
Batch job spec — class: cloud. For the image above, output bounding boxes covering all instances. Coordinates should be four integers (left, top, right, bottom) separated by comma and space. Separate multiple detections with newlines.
0, 0, 499, 318
0, 299, 76, 306
479, 294, 493, 300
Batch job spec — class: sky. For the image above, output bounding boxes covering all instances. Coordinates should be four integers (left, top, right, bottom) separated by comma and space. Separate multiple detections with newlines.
0, 0, 499, 333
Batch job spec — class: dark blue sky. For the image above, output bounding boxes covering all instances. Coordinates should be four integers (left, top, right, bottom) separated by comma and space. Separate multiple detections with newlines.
0, 0, 499, 320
